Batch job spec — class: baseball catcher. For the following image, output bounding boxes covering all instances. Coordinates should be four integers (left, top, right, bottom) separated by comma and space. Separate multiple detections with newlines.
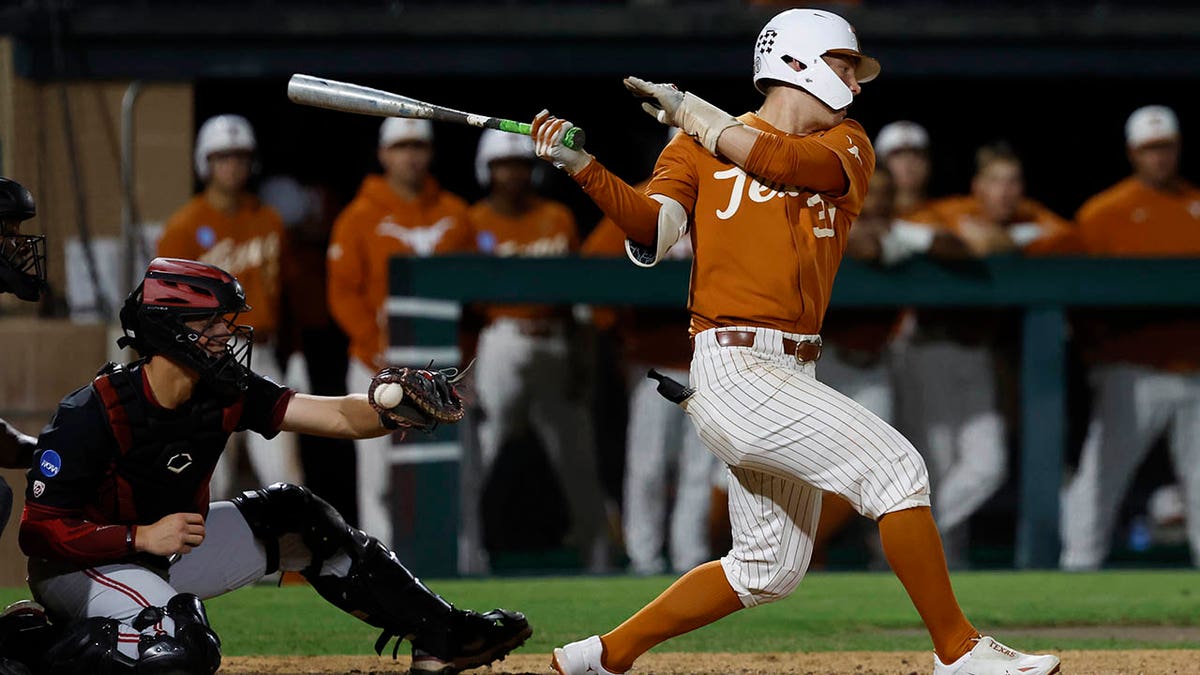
11, 257, 529, 675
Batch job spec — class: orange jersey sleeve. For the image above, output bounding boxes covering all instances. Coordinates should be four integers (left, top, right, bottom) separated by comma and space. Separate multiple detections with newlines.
327, 198, 381, 369
573, 162, 661, 247
744, 116, 874, 208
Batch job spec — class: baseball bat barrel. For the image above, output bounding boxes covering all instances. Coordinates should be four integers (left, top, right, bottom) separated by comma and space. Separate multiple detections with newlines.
287, 74, 586, 150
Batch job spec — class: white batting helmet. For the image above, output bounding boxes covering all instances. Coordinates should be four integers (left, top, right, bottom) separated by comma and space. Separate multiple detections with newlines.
874, 121, 929, 158
379, 117, 434, 147
475, 129, 538, 187
752, 9, 880, 111
194, 114, 257, 180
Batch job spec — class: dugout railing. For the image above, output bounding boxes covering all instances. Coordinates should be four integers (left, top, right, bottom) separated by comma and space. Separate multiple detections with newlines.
385, 255, 1200, 577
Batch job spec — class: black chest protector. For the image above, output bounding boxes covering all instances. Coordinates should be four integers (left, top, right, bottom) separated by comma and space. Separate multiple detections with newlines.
91, 362, 243, 524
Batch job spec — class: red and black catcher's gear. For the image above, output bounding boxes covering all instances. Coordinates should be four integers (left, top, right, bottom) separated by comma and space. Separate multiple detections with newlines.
118, 258, 254, 396
0, 177, 47, 302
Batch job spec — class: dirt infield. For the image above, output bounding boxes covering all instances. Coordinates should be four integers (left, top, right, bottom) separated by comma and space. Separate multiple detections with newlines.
222, 650, 1200, 674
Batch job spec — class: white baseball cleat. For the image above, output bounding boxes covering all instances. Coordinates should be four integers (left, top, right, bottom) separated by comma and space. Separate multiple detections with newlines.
551, 635, 623, 675
933, 636, 1061, 675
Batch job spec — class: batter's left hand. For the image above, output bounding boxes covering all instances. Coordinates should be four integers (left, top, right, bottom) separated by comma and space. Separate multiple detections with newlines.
532, 110, 592, 175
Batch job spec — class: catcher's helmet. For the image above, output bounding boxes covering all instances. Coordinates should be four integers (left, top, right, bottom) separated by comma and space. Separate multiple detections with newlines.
752, 9, 879, 111
118, 258, 254, 395
194, 114, 257, 181
0, 177, 47, 302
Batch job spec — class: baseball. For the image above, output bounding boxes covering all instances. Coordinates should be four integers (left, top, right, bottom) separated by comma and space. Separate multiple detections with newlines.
374, 382, 405, 409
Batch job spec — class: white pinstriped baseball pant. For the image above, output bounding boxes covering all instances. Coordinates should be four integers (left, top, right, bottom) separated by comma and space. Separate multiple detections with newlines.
685, 327, 931, 607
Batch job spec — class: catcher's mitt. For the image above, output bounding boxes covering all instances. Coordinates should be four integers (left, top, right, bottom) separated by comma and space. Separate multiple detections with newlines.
368, 362, 470, 433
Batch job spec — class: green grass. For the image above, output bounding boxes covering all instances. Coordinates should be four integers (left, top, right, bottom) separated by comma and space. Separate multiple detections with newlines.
3, 570, 1198, 655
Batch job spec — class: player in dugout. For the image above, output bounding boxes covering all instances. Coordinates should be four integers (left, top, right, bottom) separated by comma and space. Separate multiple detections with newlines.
11, 257, 529, 675
531, 8, 1060, 675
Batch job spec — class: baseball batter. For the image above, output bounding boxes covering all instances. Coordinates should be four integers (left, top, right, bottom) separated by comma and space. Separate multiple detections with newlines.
158, 114, 301, 502
327, 117, 474, 546
583, 213, 717, 576
1056, 105, 1200, 570
533, 9, 1059, 675
460, 129, 611, 574
16, 258, 530, 674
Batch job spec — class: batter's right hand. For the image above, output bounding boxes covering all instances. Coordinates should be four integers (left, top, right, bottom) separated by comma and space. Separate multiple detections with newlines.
136, 512, 206, 556
531, 110, 592, 175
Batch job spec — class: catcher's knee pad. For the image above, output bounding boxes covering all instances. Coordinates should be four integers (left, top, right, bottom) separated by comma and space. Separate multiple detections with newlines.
720, 555, 806, 608
41, 616, 136, 674
131, 593, 220, 675
232, 482, 358, 574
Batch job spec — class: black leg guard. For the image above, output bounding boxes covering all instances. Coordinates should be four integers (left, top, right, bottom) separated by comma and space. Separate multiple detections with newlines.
41, 617, 137, 675
130, 594, 221, 675
0, 601, 60, 672
230, 483, 531, 666
0, 658, 31, 675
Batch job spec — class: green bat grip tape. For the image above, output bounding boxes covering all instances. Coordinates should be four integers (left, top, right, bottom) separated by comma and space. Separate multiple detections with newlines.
503, 120, 586, 150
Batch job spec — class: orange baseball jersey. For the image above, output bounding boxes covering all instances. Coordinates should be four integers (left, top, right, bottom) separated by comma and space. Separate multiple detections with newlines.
1068, 177, 1200, 371
469, 196, 579, 322
157, 195, 285, 336
574, 113, 873, 336
583, 215, 692, 370
327, 175, 473, 369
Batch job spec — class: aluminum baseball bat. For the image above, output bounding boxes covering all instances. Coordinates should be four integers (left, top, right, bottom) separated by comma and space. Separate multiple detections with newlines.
287, 74, 586, 150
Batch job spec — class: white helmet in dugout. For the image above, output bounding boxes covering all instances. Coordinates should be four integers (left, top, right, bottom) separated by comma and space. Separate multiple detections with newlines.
752, 8, 880, 112
475, 128, 539, 188
194, 114, 258, 181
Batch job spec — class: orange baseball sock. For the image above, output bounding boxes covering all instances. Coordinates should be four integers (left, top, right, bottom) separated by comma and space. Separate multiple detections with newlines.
599, 561, 744, 673
878, 506, 979, 664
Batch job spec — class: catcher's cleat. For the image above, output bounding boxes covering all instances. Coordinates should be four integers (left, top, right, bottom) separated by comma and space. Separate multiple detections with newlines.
406, 608, 531, 674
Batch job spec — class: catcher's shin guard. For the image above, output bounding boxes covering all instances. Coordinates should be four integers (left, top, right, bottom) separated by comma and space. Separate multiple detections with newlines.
41, 617, 137, 674
130, 594, 221, 675
0, 601, 59, 673
231, 483, 489, 660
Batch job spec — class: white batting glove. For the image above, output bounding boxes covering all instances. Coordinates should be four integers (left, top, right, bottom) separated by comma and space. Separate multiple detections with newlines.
623, 76, 741, 156
531, 110, 593, 175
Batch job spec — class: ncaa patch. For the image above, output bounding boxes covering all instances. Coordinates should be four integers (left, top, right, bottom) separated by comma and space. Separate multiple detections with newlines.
39, 450, 62, 478
477, 230, 497, 254
197, 225, 217, 249
32, 480, 45, 498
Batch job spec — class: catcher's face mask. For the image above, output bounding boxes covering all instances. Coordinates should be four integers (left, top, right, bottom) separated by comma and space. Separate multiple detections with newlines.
0, 217, 48, 302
